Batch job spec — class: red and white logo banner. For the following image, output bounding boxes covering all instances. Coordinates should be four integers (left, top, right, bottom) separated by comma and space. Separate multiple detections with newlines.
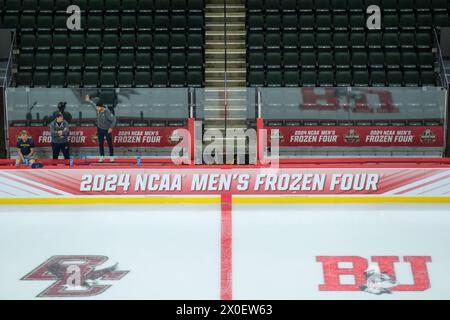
9, 126, 184, 148
267, 126, 445, 147
1, 167, 450, 197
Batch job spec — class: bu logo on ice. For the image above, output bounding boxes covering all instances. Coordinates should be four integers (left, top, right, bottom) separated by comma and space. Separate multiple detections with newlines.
22, 255, 128, 297
317, 256, 432, 294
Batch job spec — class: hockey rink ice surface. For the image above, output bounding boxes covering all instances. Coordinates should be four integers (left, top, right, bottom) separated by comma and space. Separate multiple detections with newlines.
0, 200, 449, 299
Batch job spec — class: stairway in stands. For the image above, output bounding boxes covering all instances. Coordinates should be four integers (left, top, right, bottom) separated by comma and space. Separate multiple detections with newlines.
203, 0, 248, 163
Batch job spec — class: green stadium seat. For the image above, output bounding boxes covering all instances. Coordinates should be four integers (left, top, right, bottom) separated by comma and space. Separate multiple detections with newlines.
318, 70, 334, 87
49, 72, 66, 87
283, 32, 299, 48
316, 32, 332, 48
118, 71, 134, 87
249, 33, 264, 47
122, 0, 138, 12
135, 71, 151, 87
118, 51, 135, 69
138, 0, 154, 13
299, 0, 314, 11
421, 70, 437, 86
16, 72, 33, 86
317, 52, 333, 67
300, 51, 316, 68
248, 70, 265, 86
20, 33, 36, 49
53, 33, 69, 49
67, 53, 84, 69
369, 51, 385, 67
187, 52, 203, 68
69, 33, 85, 48
103, 32, 120, 48
387, 70, 403, 86
385, 51, 402, 68
135, 51, 151, 69
89, 0, 104, 12
121, 15, 137, 30
170, 52, 186, 68
19, 53, 34, 70
350, 33, 366, 47
85, 52, 101, 69
153, 52, 169, 68
100, 71, 116, 87
169, 70, 186, 87
333, 32, 349, 47
248, 52, 265, 68
266, 32, 281, 48
137, 33, 152, 48
267, 70, 283, 86
83, 72, 99, 87
301, 71, 317, 86
105, 16, 120, 30
186, 70, 203, 87
266, 51, 282, 67
266, 14, 281, 30
33, 72, 49, 87
187, 33, 203, 47
86, 32, 102, 48
335, 70, 352, 86
66, 72, 82, 87
121, 33, 136, 47
284, 51, 299, 67
402, 51, 418, 68
102, 52, 118, 69
371, 70, 386, 86
172, 33, 187, 48
353, 70, 369, 86
152, 71, 168, 87
51, 53, 67, 69
284, 70, 300, 86
35, 52, 51, 69
404, 71, 420, 86
299, 32, 315, 47
367, 32, 382, 47
334, 14, 349, 29
352, 51, 368, 67
335, 50, 351, 68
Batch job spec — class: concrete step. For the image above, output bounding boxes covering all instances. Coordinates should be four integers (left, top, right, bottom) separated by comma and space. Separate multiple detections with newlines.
205, 41, 245, 50
206, 5, 244, 14
205, 59, 246, 69
205, 23, 245, 32
205, 49, 246, 59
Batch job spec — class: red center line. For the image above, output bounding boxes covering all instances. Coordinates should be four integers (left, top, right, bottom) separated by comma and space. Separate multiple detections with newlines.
221, 193, 232, 300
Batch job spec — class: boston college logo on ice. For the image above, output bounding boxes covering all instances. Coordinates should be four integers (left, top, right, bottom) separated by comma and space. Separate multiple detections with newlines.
317, 256, 432, 295
22, 255, 128, 297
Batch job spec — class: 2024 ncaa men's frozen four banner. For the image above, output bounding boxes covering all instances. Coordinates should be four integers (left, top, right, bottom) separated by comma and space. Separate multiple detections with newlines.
9, 126, 182, 148
1, 167, 450, 197
268, 126, 444, 147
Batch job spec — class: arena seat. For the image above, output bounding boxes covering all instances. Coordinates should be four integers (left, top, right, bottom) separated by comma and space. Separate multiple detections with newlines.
0, 0, 206, 88
245, 0, 447, 87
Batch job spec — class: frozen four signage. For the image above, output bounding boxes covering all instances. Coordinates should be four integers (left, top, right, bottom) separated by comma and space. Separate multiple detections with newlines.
1, 167, 450, 196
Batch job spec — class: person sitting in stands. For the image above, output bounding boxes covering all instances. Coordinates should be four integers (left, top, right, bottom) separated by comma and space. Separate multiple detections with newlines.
16, 130, 36, 166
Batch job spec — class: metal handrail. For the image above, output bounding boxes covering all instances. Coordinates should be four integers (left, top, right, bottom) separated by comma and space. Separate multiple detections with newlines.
433, 28, 449, 89
224, 0, 228, 131
2, 30, 16, 88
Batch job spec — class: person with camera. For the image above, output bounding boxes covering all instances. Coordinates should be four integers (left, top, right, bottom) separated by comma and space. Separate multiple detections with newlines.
52, 101, 73, 124
49, 112, 70, 160
84, 95, 116, 162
